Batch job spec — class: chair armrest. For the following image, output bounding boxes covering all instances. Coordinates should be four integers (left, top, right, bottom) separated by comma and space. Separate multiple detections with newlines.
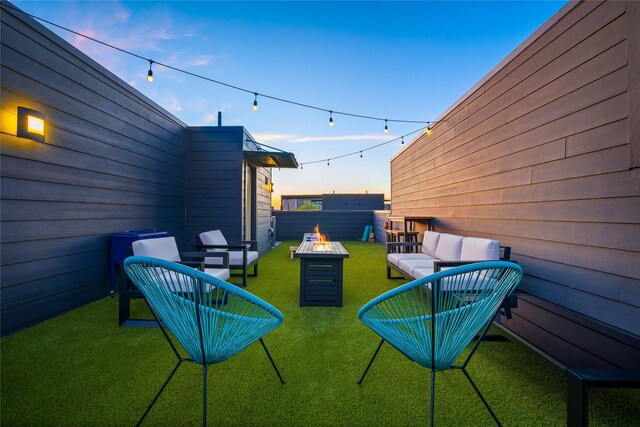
386, 242, 422, 253
196, 243, 248, 251
180, 251, 230, 269
433, 260, 486, 272
241, 240, 258, 251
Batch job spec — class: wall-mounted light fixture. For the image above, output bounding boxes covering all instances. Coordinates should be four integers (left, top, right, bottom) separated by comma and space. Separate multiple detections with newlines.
17, 107, 46, 143
265, 177, 274, 193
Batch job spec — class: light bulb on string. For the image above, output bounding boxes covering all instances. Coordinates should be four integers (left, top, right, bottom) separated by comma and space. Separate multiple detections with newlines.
253, 93, 258, 111
329, 111, 334, 127
426, 122, 432, 135
401, 137, 405, 147
360, 151, 363, 159
147, 60, 154, 82
327, 159, 330, 167
300, 164, 304, 170
384, 119, 388, 134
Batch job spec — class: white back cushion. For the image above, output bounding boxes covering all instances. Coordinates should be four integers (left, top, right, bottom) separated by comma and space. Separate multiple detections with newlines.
434, 233, 464, 261
422, 231, 441, 256
132, 237, 181, 262
199, 230, 228, 252
460, 237, 500, 261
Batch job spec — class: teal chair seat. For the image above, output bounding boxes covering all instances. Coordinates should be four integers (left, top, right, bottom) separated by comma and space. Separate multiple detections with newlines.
358, 261, 523, 426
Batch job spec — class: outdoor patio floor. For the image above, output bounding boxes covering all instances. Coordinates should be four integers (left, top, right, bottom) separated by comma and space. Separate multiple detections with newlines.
2, 241, 638, 426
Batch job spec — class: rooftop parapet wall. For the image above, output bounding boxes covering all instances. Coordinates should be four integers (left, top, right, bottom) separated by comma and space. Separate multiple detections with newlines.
0, 4, 190, 335
391, 1, 640, 336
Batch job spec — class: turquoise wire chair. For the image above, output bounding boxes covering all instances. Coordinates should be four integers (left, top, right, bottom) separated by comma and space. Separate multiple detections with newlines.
357, 261, 523, 426
123, 256, 285, 426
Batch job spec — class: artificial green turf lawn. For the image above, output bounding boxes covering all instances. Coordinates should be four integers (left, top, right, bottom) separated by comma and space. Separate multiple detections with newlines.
2, 242, 639, 426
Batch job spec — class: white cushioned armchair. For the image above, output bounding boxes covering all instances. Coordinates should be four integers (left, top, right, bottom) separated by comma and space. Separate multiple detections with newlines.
119, 236, 230, 326
197, 230, 259, 287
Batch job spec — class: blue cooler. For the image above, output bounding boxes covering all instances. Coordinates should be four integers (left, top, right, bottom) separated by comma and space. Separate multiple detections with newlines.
109, 230, 168, 293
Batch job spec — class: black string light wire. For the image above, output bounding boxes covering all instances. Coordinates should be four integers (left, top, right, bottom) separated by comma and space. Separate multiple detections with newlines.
0, 1, 434, 129
1, 1, 442, 166
298, 126, 430, 169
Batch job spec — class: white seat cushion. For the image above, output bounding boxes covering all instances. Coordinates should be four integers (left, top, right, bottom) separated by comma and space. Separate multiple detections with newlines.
434, 233, 463, 261
421, 231, 441, 257
460, 237, 500, 261
204, 268, 230, 281
412, 267, 434, 279
132, 237, 181, 262
205, 250, 258, 267
387, 253, 435, 267
398, 259, 437, 277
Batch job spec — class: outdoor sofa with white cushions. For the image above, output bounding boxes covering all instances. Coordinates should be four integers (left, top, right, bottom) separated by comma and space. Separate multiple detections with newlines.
386, 231, 511, 280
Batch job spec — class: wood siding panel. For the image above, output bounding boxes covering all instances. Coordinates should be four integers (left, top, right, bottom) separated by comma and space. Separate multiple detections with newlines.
0, 8, 188, 335
186, 127, 243, 249
390, 1, 640, 336
627, 1, 640, 168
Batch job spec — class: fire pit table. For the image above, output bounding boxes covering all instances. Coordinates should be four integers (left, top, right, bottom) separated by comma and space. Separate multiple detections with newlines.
294, 241, 349, 307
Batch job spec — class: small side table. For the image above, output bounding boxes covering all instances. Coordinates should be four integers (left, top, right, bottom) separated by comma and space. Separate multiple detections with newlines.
289, 245, 299, 259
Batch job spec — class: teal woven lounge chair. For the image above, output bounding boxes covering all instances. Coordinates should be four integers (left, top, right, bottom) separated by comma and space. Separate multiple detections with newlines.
357, 261, 523, 426
124, 256, 285, 426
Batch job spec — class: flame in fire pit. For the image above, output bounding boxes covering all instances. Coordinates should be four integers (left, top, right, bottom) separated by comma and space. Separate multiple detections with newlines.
313, 224, 331, 252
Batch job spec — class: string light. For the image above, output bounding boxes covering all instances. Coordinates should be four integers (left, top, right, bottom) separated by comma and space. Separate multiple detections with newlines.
0, 2, 437, 130
300, 164, 304, 170
384, 119, 389, 133
147, 60, 153, 82
329, 111, 334, 127
426, 122, 432, 135
401, 137, 404, 146
300, 125, 434, 167
327, 159, 330, 167
253, 93, 258, 111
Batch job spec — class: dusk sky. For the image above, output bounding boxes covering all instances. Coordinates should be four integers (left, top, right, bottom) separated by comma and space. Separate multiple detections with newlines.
14, 1, 566, 208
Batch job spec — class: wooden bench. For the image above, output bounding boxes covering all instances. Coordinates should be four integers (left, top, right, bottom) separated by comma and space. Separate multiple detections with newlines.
495, 292, 640, 426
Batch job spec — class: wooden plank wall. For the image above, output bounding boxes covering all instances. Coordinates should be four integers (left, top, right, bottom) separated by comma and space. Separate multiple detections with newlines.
273, 211, 373, 241
391, 1, 640, 336
0, 8, 188, 334
186, 127, 244, 248
245, 135, 274, 255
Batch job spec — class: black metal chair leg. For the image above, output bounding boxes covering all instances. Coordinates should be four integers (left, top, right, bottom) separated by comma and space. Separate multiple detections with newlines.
259, 338, 285, 384
461, 367, 501, 426
136, 360, 183, 426
357, 339, 385, 385
430, 370, 436, 427
202, 365, 207, 427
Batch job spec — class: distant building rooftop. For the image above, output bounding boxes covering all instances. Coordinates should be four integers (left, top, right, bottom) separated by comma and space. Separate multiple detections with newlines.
280, 193, 385, 211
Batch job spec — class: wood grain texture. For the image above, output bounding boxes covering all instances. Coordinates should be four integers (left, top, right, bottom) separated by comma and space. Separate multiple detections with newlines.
628, 1, 640, 168
390, 1, 640, 336
0, 7, 188, 335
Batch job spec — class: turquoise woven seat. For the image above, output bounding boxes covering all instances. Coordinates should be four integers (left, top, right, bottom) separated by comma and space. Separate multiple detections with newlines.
358, 261, 523, 426
124, 256, 285, 426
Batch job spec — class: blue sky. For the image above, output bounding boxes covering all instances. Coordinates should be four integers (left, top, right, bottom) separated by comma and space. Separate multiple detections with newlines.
15, 1, 566, 207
